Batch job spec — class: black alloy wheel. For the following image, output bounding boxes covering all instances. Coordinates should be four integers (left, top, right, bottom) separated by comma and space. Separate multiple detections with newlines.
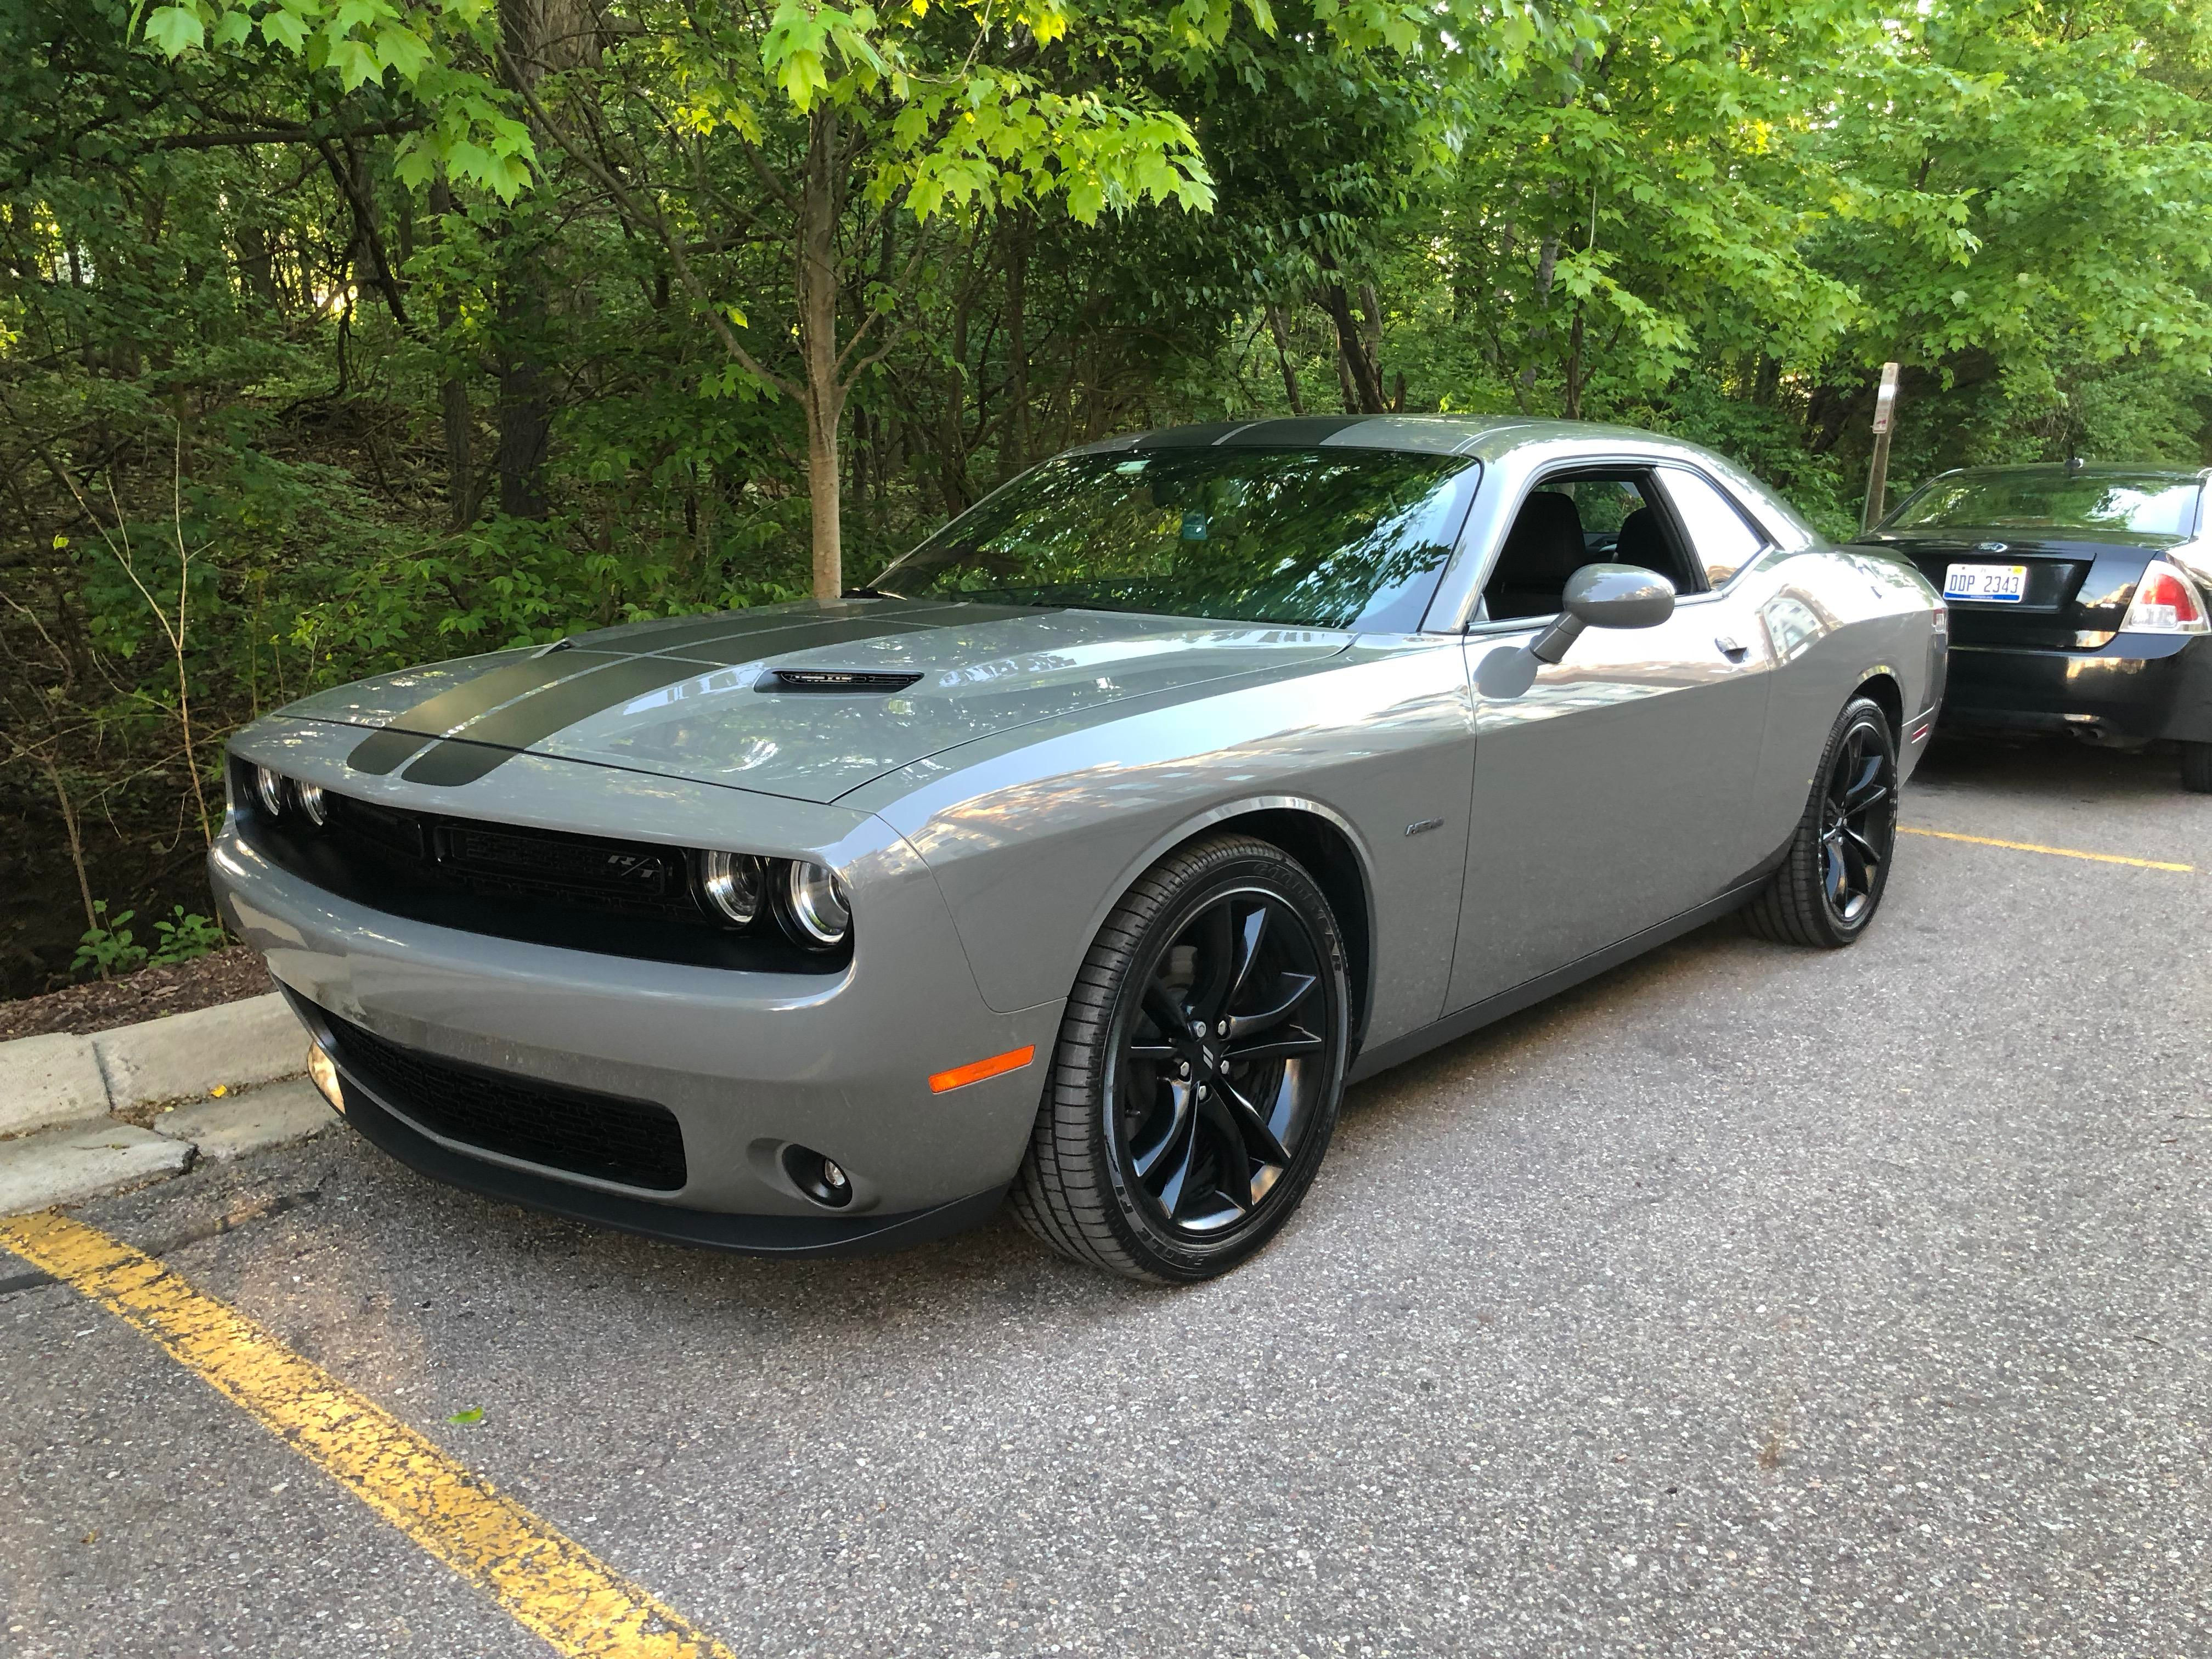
1012, 835, 1351, 1282
1818, 716, 1897, 925
1746, 696, 1900, 948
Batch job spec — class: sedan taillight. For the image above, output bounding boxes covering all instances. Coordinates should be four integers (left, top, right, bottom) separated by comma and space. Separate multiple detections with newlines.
2123, 560, 2211, 634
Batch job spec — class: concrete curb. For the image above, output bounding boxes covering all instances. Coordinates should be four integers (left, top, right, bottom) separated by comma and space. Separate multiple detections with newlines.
93, 992, 304, 1113
1, 991, 325, 1215
0, 1121, 196, 1214
0, 1034, 111, 1138
151, 1079, 334, 1163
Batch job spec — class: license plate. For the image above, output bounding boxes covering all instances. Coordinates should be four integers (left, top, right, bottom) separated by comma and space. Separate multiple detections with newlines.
1943, 562, 2028, 603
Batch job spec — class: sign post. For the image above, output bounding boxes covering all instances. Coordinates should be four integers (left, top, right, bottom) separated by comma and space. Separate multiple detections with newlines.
1860, 361, 1901, 532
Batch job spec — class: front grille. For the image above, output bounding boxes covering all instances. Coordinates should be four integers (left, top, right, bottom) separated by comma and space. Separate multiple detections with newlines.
315, 1002, 687, 1191
232, 758, 847, 974
322, 789, 698, 923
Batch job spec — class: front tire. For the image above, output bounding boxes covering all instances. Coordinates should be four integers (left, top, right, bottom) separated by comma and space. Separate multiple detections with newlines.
1011, 834, 1351, 1283
1745, 696, 1900, 948
2181, 740, 2212, 794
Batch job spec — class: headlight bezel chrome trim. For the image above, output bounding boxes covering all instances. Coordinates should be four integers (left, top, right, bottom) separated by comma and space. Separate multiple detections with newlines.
696, 849, 766, 927
781, 859, 852, 948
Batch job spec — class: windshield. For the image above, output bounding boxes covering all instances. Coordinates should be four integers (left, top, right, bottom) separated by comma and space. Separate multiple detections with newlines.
1886, 470, 2203, 538
872, 448, 1481, 631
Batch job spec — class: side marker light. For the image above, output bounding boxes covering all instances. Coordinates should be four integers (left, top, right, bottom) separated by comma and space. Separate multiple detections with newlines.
928, 1045, 1036, 1094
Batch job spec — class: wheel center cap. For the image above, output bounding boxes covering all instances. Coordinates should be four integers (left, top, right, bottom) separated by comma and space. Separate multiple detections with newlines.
1201, 1045, 1221, 1073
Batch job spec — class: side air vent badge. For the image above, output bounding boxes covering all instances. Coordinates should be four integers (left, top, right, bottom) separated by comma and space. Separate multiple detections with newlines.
757, 669, 924, 693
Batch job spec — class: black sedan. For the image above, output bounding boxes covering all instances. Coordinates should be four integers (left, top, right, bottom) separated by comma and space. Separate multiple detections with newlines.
1861, 462, 2212, 791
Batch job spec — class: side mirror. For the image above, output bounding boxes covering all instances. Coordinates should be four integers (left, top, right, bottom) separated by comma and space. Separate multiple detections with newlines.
1474, 563, 1677, 700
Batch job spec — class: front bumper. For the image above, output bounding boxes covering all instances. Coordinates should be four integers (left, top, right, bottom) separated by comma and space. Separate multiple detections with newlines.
1939, 631, 2212, 745
210, 803, 1060, 1250
295, 987, 1007, 1254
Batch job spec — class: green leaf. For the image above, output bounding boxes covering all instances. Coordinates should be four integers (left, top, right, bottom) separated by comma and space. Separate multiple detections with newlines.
446, 1407, 483, 1425
259, 9, 309, 52
142, 5, 206, 55
375, 24, 433, 81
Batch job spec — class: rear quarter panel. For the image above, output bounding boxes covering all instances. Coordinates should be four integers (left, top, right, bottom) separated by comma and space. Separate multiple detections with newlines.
1746, 544, 1942, 842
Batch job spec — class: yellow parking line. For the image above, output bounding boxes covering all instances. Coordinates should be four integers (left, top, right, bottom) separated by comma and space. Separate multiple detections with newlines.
0, 1209, 733, 1659
1900, 826, 2194, 873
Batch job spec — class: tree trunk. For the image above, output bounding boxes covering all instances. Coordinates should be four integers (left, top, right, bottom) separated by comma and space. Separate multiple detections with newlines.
1316, 262, 1386, 413
1754, 353, 1781, 405
1357, 282, 1384, 377
1265, 306, 1305, 414
235, 223, 283, 313
1333, 335, 1360, 413
798, 106, 845, 600
493, 0, 601, 521
427, 180, 475, 528
1563, 303, 1585, 420
1006, 215, 1030, 476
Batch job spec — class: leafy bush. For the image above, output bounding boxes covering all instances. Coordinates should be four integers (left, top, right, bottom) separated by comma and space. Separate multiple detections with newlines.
149, 907, 227, 967
72, 902, 149, 981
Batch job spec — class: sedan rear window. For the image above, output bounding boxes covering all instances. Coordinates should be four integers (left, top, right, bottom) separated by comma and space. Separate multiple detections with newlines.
873, 448, 1481, 631
1887, 470, 2202, 538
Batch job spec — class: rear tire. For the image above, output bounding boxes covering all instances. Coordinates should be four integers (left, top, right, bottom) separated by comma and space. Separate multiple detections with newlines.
2181, 741, 2212, 794
1011, 834, 1350, 1283
1745, 696, 1899, 949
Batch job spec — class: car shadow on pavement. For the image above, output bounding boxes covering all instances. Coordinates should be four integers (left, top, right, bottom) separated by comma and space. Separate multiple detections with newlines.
1911, 729, 2185, 798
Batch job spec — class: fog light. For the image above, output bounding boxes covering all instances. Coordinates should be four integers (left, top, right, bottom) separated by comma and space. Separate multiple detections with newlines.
305, 1040, 344, 1114
253, 764, 286, 817
782, 1144, 853, 1207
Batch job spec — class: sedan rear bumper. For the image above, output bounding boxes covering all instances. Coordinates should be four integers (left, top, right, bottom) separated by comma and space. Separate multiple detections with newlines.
1939, 631, 2212, 745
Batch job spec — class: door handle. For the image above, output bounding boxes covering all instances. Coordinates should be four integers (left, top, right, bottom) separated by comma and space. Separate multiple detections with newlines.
1715, 636, 1749, 662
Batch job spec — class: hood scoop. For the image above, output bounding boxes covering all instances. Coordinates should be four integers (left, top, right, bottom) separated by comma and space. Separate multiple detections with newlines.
755, 668, 925, 693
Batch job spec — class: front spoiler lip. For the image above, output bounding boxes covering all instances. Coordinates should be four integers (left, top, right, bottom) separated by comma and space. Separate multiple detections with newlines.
309, 1009, 1009, 1257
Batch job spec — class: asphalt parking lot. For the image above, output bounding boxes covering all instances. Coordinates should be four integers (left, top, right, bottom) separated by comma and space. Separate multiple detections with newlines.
3, 734, 2206, 1659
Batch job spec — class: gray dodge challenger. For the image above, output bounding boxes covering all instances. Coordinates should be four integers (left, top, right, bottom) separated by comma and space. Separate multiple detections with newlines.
212, 416, 1946, 1282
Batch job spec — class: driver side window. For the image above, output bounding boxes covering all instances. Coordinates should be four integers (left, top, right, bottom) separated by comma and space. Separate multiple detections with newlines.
1480, 469, 1701, 622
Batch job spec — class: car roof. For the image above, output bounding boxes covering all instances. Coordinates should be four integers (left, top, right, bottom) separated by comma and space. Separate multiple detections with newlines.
1927, 462, 2212, 483
1062, 414, 1665, 461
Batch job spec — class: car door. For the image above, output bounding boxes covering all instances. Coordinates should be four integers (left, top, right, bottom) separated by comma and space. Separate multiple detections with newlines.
1444, 461, 1776, 1012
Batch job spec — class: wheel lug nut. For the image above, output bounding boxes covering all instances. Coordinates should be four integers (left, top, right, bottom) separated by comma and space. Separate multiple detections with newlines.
1178, 1061, 1190, 1077
1216, 1020, 1228, 1037
1197, 1085, 1209, 1099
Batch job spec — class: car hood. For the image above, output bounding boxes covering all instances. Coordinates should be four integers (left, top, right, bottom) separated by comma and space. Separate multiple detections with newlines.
284, 599, 1352, 803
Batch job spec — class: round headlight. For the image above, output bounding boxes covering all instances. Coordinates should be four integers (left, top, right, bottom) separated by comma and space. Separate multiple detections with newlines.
295, 780, 328, 827
698, 850, 764, 926
784, 860, 850, 946
252, 764, 286, 817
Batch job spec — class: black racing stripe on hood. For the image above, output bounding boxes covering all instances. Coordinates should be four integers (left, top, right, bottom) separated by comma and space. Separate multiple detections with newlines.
399, 737, 534, 787
347, 726, 436, 776
397, 656, 718, 786
382, 601, 1066, 786
348, 651, 626, 770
